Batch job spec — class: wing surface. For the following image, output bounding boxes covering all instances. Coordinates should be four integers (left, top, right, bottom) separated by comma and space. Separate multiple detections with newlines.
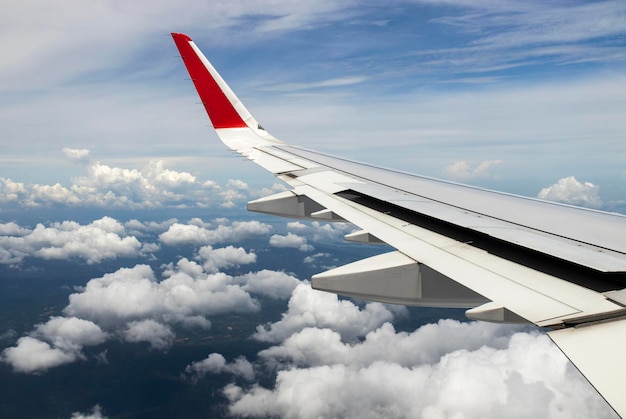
171, 33, 626, 417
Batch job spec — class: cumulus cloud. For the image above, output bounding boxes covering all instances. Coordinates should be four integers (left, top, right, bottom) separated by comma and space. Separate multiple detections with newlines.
235, 270, 301, 300
64, 263, 259, 329
253, 284, 395, 343
196, 245, 257, 273
446, 160, 503, 180
0, 217, 146, 265
3, 252, 278, 373
123, 320, 175, 351
0, 221, 29, 236
159, 219, 271, 246
269, 232, 314, 251
537, 176, 602, 208
70, 405, 107, 419
1, 316, 107, 373
182, 279, 616, 419
224, 325, 617, 419
223, 321, 615, 419
0, 156, 264, 209
124, 218, 178, 236
2, 337, 78, 373
63, 147, 90, 164
184, 353, 255, 383
287, 220, 356, 242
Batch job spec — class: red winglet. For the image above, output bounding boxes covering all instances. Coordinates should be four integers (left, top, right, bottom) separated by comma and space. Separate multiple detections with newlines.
171, 33, 248, 129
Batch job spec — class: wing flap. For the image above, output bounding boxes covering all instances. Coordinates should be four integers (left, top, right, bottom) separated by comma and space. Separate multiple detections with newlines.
294, 183, 624, 327
549, 319, 626, 418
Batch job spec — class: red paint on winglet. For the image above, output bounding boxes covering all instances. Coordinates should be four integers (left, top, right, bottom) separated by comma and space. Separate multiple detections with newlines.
171, 33, 248, 129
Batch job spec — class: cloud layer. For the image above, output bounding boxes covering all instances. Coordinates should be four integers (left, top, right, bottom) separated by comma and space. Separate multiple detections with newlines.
0, 217, 145, 265
184, 284, 617, 419
0, 154, 284, 209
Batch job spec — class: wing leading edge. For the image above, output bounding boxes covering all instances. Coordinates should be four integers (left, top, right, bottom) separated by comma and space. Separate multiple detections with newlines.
171, 33, 626, 417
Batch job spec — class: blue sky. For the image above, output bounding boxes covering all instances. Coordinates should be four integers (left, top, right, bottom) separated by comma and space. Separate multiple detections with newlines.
0, 2, 625, 418
1, 0, 626, 208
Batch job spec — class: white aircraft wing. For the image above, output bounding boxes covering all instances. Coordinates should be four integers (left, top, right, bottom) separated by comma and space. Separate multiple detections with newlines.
171, 33, 626, 417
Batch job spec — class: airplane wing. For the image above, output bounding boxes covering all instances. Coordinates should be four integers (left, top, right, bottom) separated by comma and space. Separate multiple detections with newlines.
171, 32, 626, 417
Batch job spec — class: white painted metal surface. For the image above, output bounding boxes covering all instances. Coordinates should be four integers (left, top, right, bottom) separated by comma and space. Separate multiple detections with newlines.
549, 319, 626, 417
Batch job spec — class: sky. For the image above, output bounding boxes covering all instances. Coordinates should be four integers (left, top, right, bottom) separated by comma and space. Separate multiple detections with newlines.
1, 1, 626, 418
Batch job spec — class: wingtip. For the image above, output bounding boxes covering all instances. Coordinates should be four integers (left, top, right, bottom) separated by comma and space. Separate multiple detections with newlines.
171, 32, 192, 42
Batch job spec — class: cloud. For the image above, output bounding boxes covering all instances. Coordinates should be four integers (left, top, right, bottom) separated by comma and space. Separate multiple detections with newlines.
184, 353, 255, 383
33, 316, 108, 351
159, 219, 272, 246
226, 322, 615, 419
123, 320, 175, 351
2, 337, 78, 373
303, 252, 332, 267
196, 245, 257, 273
253, 284, 396, 343
446, 160, 503, 181
64, 263, 259, 329
0, 156, 265, 209
63, 147, 90, 164
3, 250, 278, 372
1, 316, 107, 373
0, 222, 29, 236
287, 221, 356, 242
0, 217, 145, 265
70, 405, 107, 419
182, 278, 616, 419
235, 270, 301, 300
269, 232, 314, 252
537, 176, 602, 208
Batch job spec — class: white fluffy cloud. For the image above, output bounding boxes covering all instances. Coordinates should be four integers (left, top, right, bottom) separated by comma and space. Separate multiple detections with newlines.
63, 147, 91, 164
123, 320, 175, 351
196, 245, 257, 273
63, 263, 259, 329
2, 337, 78, 373
1, 316, 107, 373
253, 284, 396, 343
446, 160, 503, 181
224, 323, 615, 419
287, 220, 356, 242
159, 219, 271, 246
269, 232, 314, 251
235, 270, 301, 300
182, 279, 617, 419
0, 217, 146, 265
3, 255, 277, 373
70, 405, 107, 419
0, 155, 266, 209
184, 353, 255, 383
538, 176, 602, 208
